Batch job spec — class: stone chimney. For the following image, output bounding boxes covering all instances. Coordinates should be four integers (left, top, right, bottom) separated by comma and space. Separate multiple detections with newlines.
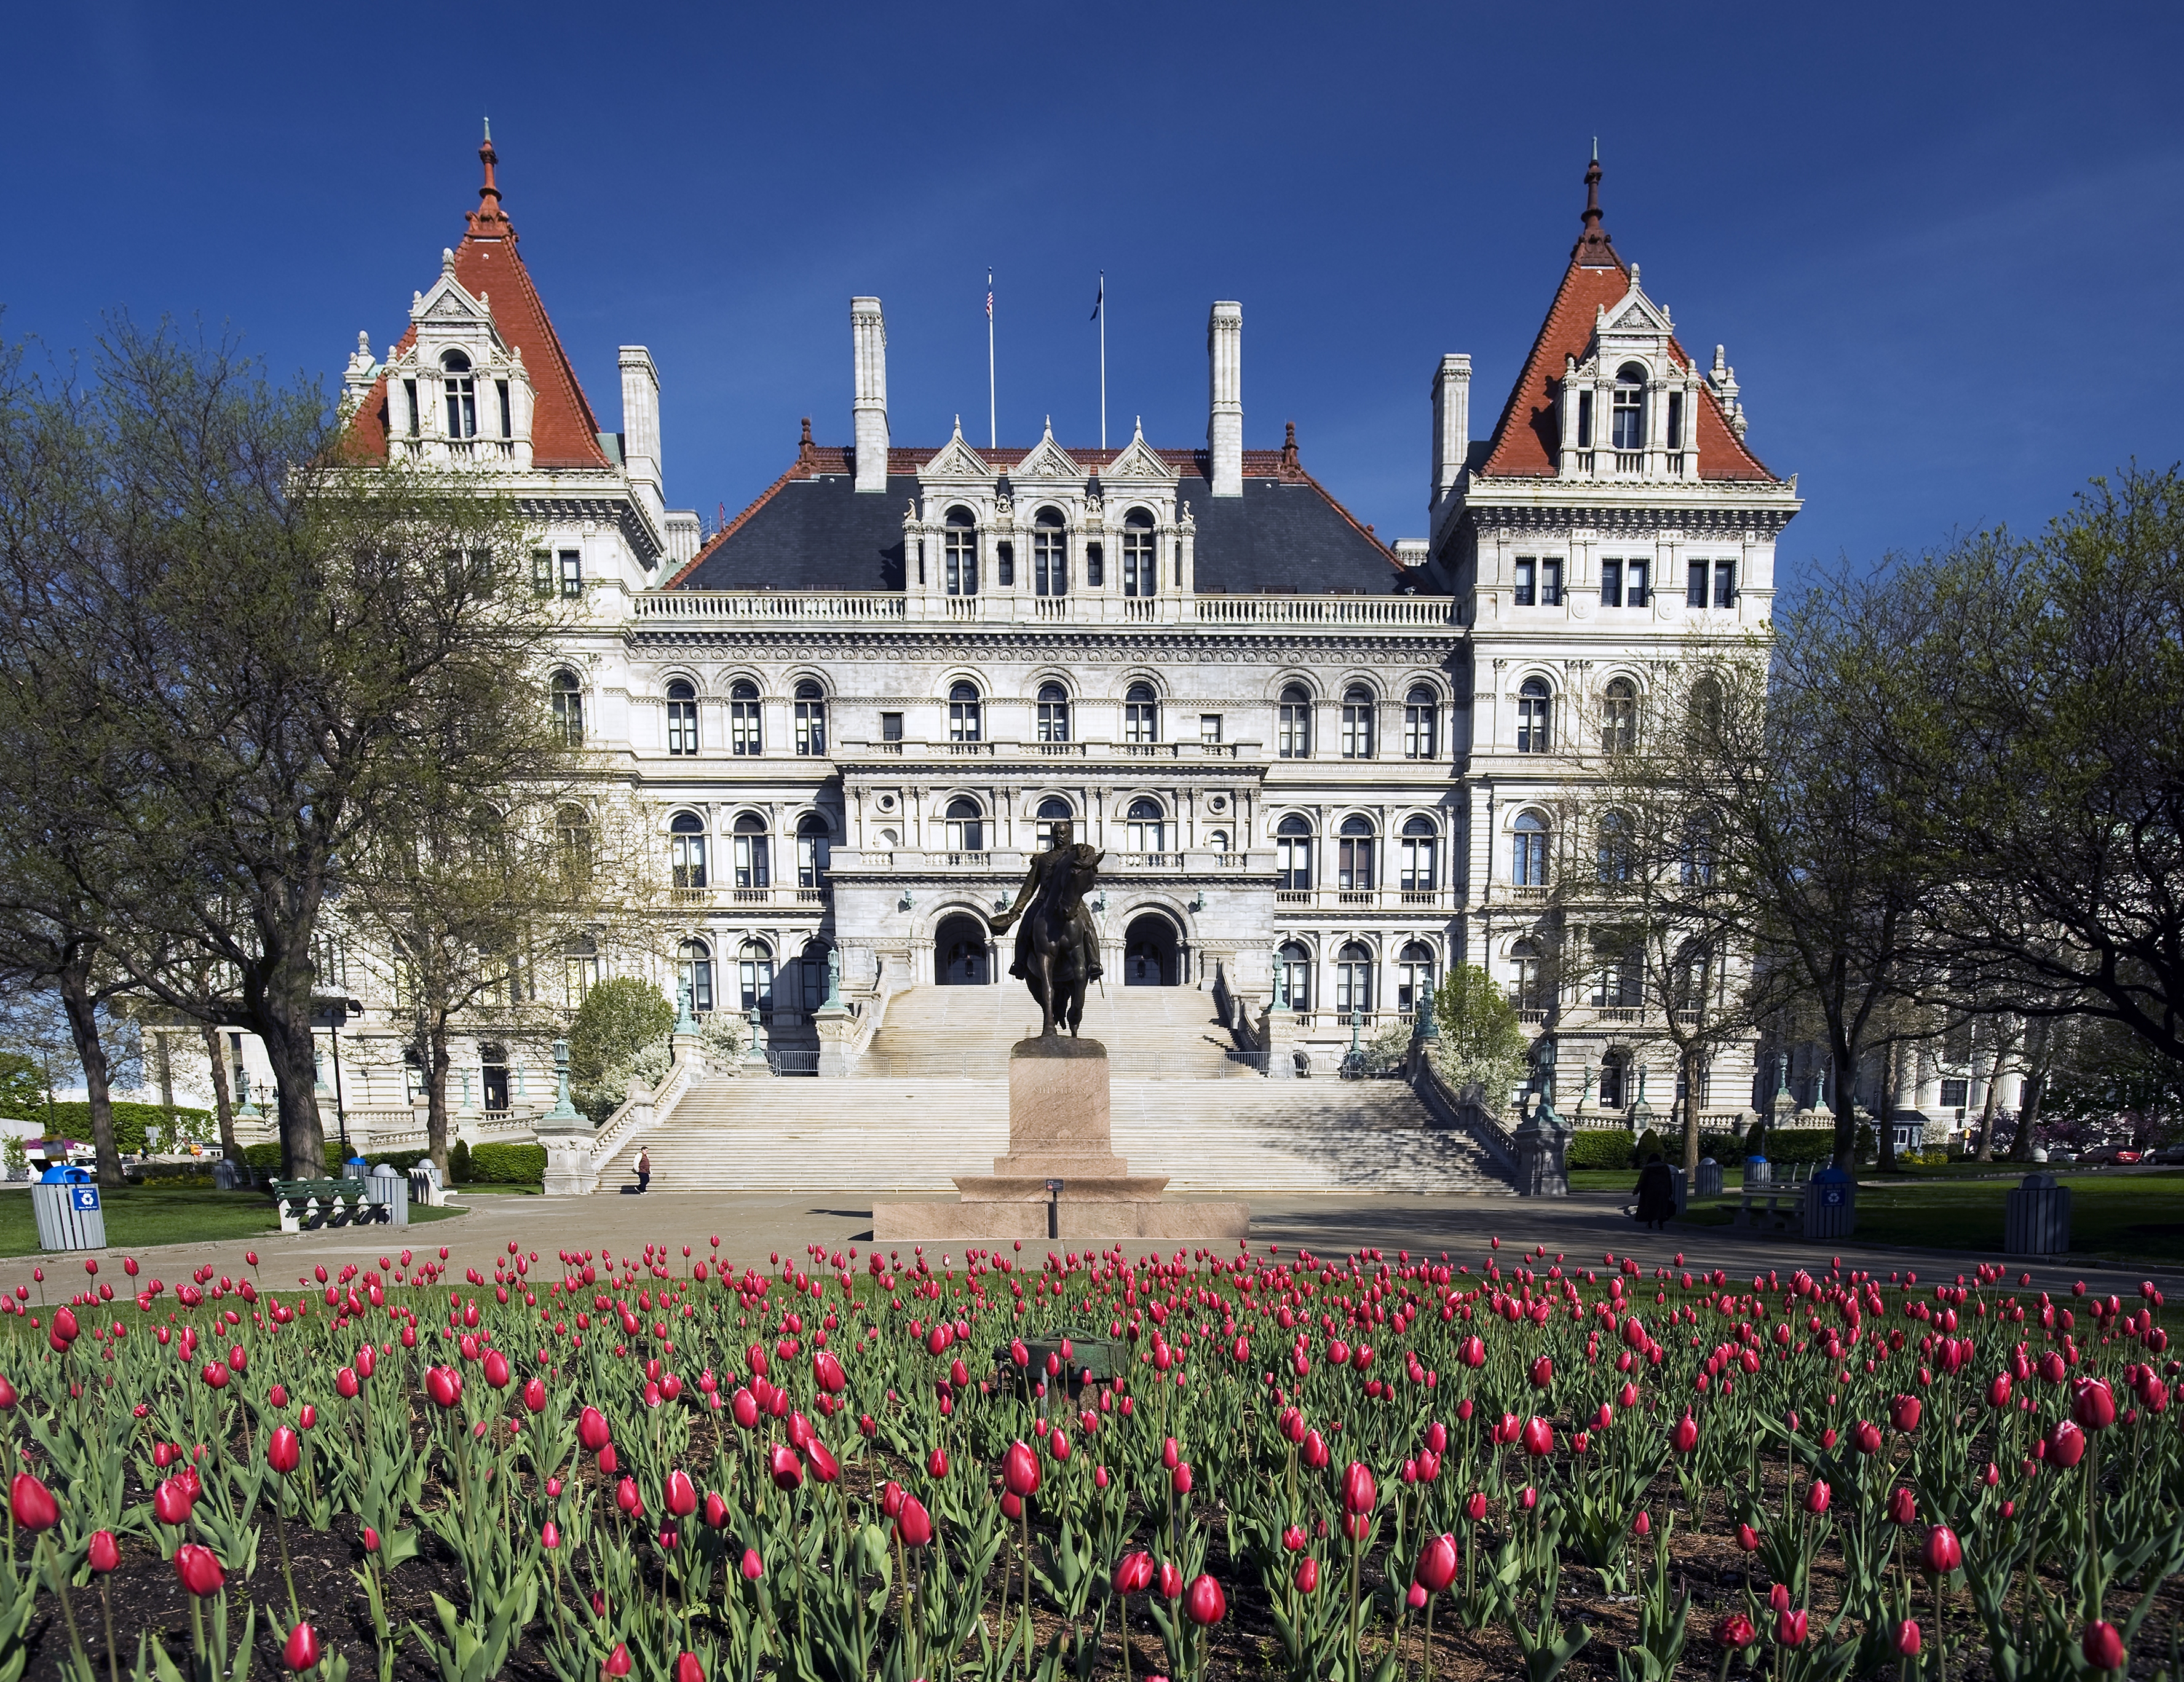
1431, 353, 1471, 507
1207, 301, 1242, 497
852, 298, 888, 492
617, 347, 665, 526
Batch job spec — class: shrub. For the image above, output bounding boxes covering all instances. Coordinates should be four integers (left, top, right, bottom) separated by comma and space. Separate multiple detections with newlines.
576, 1035, 673, 1128
568, 978, 675, 1088
0, 1100, 216, 1156
1634, 1126, 1666, 1163
469, 1143, 547, 1185
243, 1142, 283, 1174
1698, 1132, 1746, 1166
1428, 966, 1529, 1104
1765, 1130, 1837, 1166
1744, 1119, 1767, 1157
1569, 1129, 1635, 1170
449, 1139, 472, 1183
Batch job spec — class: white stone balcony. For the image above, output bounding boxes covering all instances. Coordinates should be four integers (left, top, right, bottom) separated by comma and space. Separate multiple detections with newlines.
630, 591, 1455, 630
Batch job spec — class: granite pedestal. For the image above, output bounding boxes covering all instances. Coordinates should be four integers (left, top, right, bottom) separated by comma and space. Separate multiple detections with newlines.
872, 1037, 1251, 1244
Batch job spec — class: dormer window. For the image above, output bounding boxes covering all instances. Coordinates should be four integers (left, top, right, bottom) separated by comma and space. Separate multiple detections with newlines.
1666, 390, 1684, 451
1122, 508, 1157, 598
1611, 364, 1645, 451
441, 350, 477, 440
1034, 508, 1067, 597
944, 505, 978, 596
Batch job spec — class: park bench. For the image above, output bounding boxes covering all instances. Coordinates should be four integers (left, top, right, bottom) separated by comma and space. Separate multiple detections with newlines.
270, 1178, 390, 1232
1736, 1189, 1805, 1235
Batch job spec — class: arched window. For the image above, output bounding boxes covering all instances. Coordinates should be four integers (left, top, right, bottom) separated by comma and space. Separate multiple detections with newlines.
666, 679, 698, 756
1277, 941, 1312, 1011
730, 679, 762, 756
441, 349, 477, 439
1680, 814, 1717, 887
1596, 810, 1635, 885
1033, 507, 1067, 597
1599, 1049, 1628, 1109
1337, 815, 1375, 893
1034, 796, 1074, 851
1592, 933, 1639, 1008
1600, 677, 1637, 754
550, 670, 583, 746
1396, 941, 1436, 1016
794, 679, 827, 756
1511, 810, 1549, 887
1123, 682, 1159, 744
1037, 682, 1070, 743
1516, 677, 1553, 754
1125, 797, 1165, 854
1404, 685, 1439, 760
1671, 939, 1715, 1016
1612, 363, 1647, 452
678, 939, 714, 1014
732, 811, 770, 889
1509, 938, 1545, 1014
1275, 814, 1313, 891
944, 505, 978, 597
555, 803, 593, 888
1122, 507, 1157, 598
796, 814, 831, 887
1277, 684, 1313, 759
948, 681, 982, 742
738, 939, 775, 1013
1340, 685, 1375, 758
669, 811, 707, 890
944, 796, 984, 853
798, 938, 833, 1011
1399, 815, 1438, 893
1334, 941, 1374, 1016
1688, 676, 1725, 743
1207, 827, 1230, 853
561, 933, 599, 1004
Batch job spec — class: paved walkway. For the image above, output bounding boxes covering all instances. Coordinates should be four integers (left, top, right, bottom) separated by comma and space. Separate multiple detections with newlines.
26, 1189, 2175, 1301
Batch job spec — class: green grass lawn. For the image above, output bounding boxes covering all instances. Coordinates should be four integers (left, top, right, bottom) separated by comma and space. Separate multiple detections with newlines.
0, 1185, 462, 1258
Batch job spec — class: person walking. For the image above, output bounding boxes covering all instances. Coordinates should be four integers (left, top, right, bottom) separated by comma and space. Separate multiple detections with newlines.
636, 1148, 652, 1194
1633, 1151, 1675, 1230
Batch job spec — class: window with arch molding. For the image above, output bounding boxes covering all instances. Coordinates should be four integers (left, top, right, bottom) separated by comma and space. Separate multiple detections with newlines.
1276, 941, 1312, 1011
1396, 941, 1436, 1016
1033, 507, 1067, 597
1688, 676, 1726, 743
1122, 507, 1156, 597
1509, 939, 1545, 1014
678, 939, 713, 1014
948, 681, 982, 742
944, 505, 978, 597
1037, 682, 1070, 743
738, 939, 775, 1013
944, 796, 985, 854
1404, 685, 1439, 760
1337, 815, 1375, 893
1596, 810, 1635, 885
1034, 796, 1073, 851
1123, 682, 1159, 744
550, 671, 583, 746
1592, 933, 1640, 1008
441, 350, 477, 439
732, 811, 770, 890
1277, 684, 1313, 758
1612, 363, 1647, 452
1207, 827, 1231, 853
796, 814, 831, 887
666, 679, 698, 756
1125, 797, 1165, 855
555, 803, 593, 888
794, 680, 827, 756
1680, 814, 1717, 887
730, 680, 762, 756
798, 938, 833, 1012
1599, 1048, 1628, 1109
1340, 685, 1375, 758
1516, 677, 1553, 754
1511, 810, 1550, 887
1334, 941, 1374, 1016
1399, 815, 1438, 893
562, 933, 599, 1005
1600, 677, 1638, 754
1275, 814, 1313, 891
668, 811, 707, 890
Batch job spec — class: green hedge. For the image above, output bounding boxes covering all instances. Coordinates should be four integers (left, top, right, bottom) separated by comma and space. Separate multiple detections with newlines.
468, 1143, 545, 1185
243, 1143, 435, 1177
0, 1100, 215, 1156
1569, 1129, 1635, 1170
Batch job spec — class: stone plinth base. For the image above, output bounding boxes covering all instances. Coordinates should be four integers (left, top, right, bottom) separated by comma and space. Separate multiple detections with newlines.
871, 1034, 1250, 1246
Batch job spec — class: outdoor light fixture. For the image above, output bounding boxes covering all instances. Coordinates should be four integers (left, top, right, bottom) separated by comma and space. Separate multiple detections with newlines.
1045, 1179, 1064, 1241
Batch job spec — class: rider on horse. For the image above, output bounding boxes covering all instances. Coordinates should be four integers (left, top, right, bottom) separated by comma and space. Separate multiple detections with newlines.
991, 819, 1104, 987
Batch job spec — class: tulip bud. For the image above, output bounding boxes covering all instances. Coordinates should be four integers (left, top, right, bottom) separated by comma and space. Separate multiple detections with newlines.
174, 1543, 225, 1598
2083, 1620, 2126, 1672
9, 1474, 57, 1532
88, 1530, 118, 1573
283, 1621, 321, 1673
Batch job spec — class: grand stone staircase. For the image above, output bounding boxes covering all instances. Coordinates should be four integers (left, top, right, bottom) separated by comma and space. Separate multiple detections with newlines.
600, 985, 1513, 1196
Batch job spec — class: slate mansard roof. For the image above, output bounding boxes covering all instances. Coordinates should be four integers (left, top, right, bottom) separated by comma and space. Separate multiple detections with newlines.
669, 443, 1410, 596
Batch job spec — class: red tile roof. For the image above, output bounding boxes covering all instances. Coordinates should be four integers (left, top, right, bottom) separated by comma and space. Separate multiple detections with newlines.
343, 132, 611, 471
1476, 163, 1776, 484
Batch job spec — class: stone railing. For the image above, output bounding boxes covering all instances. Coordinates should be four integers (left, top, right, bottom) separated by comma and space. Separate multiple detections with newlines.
1409, 1054, 1518, 1174
834, 738, 1256, 765
631, 591, 1455, 630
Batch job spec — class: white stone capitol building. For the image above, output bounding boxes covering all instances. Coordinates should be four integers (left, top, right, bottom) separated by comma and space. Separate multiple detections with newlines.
322, 134, 1798, 1167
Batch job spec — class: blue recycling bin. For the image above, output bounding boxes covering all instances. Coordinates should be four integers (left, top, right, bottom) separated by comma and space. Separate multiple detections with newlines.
31, 1182, 106, 1250
1804, 1165, 1857, 1239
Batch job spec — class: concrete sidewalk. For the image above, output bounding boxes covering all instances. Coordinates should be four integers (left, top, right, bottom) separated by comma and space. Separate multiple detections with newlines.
15, 1188, 2173, 1302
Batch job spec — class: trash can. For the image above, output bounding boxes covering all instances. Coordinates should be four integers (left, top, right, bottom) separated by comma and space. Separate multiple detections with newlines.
2006, 1173, 2071, 1255
1693, 1157, 1723, 1197
1804, 1166, 1857, 1240
211, 1159, 243, 1191
409, 1161, 444, 1207
365, 1163, 410, 1228
1667, 1165, 1688, 1215
1742, 1155, 1772, 1190
31, 1182, 106, 1251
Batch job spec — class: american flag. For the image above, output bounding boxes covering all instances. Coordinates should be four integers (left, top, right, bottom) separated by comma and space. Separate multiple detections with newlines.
986, 269, 993, 320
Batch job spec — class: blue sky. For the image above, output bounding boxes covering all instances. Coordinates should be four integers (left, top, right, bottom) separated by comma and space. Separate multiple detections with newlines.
4, 2, 2178, 575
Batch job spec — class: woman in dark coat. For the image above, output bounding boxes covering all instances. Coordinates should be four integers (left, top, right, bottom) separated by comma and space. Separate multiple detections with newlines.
1633, 1152, 1676, 1229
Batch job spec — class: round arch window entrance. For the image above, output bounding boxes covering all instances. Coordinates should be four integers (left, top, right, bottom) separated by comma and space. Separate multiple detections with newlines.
935, 913, 991, 986
1123, 913, 1182, 987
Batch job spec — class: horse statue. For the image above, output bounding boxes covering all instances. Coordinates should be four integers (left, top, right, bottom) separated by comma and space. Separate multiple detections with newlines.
991, 820, 1104, 1038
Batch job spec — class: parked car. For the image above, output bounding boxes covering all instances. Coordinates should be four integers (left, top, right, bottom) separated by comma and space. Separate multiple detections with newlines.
2043, 1147, 2078, 1164
2153, 1142, 2184, 1165
2078, 1145, 2142, 1165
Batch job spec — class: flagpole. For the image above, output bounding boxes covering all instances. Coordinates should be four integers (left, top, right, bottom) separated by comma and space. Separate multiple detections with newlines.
986, 268, 996, 450
1098, 270, 1107, 451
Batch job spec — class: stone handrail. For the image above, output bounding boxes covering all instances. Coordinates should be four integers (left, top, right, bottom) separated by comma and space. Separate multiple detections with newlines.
630, 591, 1455, 630
1409, 1053, 1519, 1172
590, 1049, 700, 1166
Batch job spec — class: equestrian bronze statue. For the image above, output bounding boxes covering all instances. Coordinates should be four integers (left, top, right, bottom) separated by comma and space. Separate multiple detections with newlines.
990, 820, 1104, 1038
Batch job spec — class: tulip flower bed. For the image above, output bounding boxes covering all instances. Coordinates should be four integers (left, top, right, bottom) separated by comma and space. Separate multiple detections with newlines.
0, 1238, 2175, 1682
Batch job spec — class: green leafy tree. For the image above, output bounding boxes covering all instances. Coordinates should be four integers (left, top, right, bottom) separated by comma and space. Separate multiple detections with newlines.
568, 977, 676, 1092
1430, 963, 1529, 1106
0, 1051, 44, 1119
